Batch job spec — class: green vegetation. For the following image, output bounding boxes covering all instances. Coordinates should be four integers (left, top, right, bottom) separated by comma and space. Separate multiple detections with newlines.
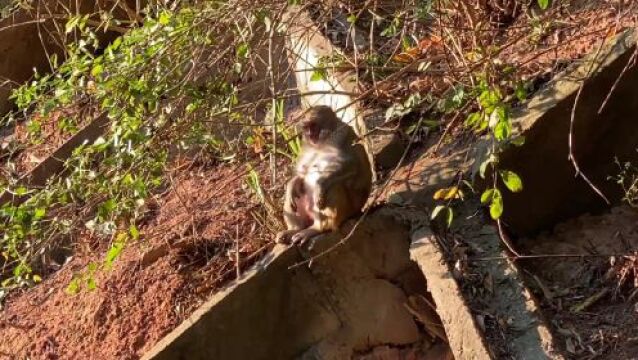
0, 0, 288, 290
0, 0, 616, 293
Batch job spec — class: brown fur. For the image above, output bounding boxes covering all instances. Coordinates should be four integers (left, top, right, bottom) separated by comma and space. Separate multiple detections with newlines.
276, 106, 372, 245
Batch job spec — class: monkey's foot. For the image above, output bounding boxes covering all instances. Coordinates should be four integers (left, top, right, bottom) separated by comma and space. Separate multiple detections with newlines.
291, 228, 322, 246
275, 230, 297, 244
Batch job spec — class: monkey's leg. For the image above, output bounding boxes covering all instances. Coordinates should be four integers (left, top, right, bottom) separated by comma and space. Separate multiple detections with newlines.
276, 177, 313, 244
291, 185, 349, 246
289, 206, 334, 245
290, 207, 340, 246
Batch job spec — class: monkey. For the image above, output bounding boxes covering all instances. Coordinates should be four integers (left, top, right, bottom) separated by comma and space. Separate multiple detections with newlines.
276, 105, 372, 245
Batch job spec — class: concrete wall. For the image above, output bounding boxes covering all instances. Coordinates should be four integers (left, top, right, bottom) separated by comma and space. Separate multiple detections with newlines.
0, 0, 137, 114
143, 210, 431, 360
500, 30, 638, 236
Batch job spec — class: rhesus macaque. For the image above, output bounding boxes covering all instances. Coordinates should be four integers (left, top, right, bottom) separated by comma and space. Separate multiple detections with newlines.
276, 106, 372, 245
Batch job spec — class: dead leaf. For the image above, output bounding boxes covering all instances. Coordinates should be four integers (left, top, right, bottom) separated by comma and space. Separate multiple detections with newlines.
418, 34, 443, 50
433, 186, 462, 200
392, 47, 421, 63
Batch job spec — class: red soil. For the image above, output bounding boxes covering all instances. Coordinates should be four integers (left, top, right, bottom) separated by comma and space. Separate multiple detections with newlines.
0, 159, 277, 359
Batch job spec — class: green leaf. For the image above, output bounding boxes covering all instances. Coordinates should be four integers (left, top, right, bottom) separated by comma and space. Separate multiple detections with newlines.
129, 224, 140, 240
104, 242, 124, 268
478, 89, 502, 109
537, 0, 550, 10
494, 120, 511, 141
310, 69, 326, 82
515, 82, 528, 102
500, 170, 523, 193
480, 189, 495, 204
430, 205, 446, 220
236, 43, 249, 59
110, 37, 122, 51
87, 261, 98, 273
158, 11, 172, 25
380, 16, 400, 37
66, 277, 80, 295
91, 64, 104, 77
440, 86, 465, 113
186, 101, 201, 114
511, 136, 526, 147
65, 16, 80, 34
476, 117, 489, 132
488, 109, 500, 129
465, 112, 481, 127
104, 236, 127, 269
489, 189, 504, 219
445, 207, 454, 227
13, 263, 29, 277
431, 206, 454, 227
401, 36, 413, 51
347, 14, 357, 23
479, 155, 497, 179
34, 208, 46, 220
86, 276, 97, 291
98, 198, 117, 219
122, 173, 134, 186
461, 180, 475, 193
451, 87, 465, 106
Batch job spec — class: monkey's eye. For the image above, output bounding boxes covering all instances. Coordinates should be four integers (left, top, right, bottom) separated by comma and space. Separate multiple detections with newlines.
302, 122, 319, 141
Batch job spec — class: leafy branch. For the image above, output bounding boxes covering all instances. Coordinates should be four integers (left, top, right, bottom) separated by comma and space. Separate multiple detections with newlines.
0, 1, 287, 290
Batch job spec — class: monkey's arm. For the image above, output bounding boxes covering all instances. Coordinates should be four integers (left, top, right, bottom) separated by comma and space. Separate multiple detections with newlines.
317, 164, 356, 187
319, 143, 369, 186
314, 157, 358, 208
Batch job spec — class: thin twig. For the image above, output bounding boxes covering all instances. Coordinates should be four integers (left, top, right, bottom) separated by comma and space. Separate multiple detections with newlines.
497, 219, 521, 257
597, 47, 637, 114
432, 100, 472, 153
473, 253, 628, 261
267, 13, 278, 187
567, 31, 614, 205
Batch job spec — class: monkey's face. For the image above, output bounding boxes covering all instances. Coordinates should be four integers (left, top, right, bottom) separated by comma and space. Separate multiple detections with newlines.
301, 120, 327, 145
299, 106, 340, 146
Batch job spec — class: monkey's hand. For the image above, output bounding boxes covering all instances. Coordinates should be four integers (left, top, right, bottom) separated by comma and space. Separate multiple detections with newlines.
291, 228, 322, 246
275, 230, 297, 244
